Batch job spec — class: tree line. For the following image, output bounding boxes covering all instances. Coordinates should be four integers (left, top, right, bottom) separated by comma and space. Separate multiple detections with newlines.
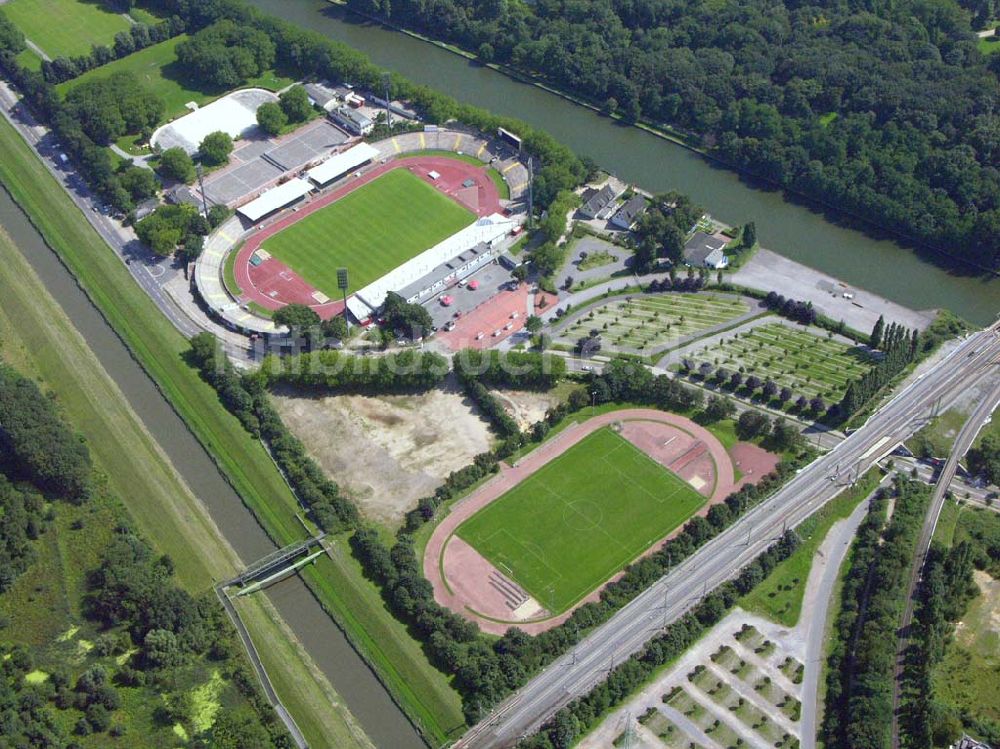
821, 477, 930, 749
900, 540, 977, 748
839, 318, 920, 418
345, 0, 1000, 271
41, 15, 185, 85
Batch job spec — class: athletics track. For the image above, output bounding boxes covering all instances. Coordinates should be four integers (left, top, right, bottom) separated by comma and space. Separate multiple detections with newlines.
232, 155, 503, 318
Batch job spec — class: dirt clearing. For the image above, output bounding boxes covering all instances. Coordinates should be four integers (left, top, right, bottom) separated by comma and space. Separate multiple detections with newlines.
272, 382, 494, 527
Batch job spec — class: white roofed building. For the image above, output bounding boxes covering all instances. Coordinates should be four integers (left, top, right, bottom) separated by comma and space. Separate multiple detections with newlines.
236, 178, 313, 223
306, 143, 380, 187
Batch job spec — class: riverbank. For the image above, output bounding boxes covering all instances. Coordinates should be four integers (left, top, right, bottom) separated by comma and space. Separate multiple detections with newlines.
0, 113, 461, 746
322, 1, 999, 281
249, 0, 1000, 325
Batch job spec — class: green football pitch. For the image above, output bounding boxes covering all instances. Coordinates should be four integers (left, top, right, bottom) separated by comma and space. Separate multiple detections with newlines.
3, 0, 132, 59
456, 427, 707, 614
261, 169, 475, 296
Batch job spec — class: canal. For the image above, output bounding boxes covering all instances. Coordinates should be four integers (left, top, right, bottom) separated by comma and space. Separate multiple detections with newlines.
0, 185, 426, 749
249, 0, 998, 326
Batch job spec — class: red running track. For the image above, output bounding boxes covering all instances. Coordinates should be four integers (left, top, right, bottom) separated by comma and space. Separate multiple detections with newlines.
233, 156, 504, 319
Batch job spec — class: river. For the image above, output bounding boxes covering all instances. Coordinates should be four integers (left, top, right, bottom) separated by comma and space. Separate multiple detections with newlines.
248, 0, 999, 326
0, 186, 425, 749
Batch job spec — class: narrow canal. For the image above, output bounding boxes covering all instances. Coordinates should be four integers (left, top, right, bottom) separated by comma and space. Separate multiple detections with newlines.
0, 185, 426, 749
250, 0, 999, 326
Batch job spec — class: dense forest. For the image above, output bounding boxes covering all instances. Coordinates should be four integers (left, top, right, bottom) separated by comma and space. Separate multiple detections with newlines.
347, 0, 1000, 270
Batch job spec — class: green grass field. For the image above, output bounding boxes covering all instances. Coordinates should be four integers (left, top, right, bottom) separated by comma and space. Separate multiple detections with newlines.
262, 168, 475, 295
456, 427, 706, 613
56, 35, 294, 121
0, 115, 463, 745
930, 502, 1000, 736
689, 322, 874, 401
558, 293, 751, 352
3, 0, 131, 58
741, 469, 880, 626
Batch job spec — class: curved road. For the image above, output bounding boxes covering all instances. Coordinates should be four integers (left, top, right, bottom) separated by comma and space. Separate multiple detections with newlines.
456, 324, 1000, 748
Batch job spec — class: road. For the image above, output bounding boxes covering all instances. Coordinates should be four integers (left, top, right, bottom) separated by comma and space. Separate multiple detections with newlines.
0, 81, 256, 362
799, 482, 884, 749
456, 324, 1000, 749
888, 374, 1000, 749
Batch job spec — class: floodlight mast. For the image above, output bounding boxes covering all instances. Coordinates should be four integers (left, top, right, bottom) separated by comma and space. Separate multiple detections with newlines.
196, 163, 209, 218
382, 72, 393, 132
337, 267, 350, 329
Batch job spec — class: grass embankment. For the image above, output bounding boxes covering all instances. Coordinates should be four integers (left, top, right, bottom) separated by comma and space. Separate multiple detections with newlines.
740, 469, 882, 626
0, 225, 368, 748
54, 34, 295, 120
0, 115, 463, 744
3, 0, 130, 58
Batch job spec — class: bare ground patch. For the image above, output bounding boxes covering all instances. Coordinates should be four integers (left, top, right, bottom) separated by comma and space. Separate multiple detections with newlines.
490, 386, 574, 430
271, 381, 494, 527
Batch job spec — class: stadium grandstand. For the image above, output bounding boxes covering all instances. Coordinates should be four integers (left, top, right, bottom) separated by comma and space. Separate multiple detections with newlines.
237, 178, 313, 223
306, 143, 380, 187
347, 212, 516, 320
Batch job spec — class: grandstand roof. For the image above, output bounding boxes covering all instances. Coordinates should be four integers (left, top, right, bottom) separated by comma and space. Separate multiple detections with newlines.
353, 213, 516, 313
306, 143, 380, 186
237, 178, 313, 223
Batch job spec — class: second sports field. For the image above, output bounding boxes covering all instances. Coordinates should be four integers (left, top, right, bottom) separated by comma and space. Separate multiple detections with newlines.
261, 168, 475, 296
456, 427, 706, 614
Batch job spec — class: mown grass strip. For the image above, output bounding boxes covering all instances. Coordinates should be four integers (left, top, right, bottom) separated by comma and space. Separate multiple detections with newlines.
0, 114, 463, 744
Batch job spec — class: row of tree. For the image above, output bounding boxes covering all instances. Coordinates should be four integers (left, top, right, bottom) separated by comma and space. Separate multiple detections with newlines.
681, 359, 829, 418
453, 349, 566, 391
260, 347, 449, 393
821, 477, 930, 749
344, 0, 1000, 270
188, 333, 360, 531
839, 319, 920, 417
40, 16, 185, 85
761, 292, 818, 326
